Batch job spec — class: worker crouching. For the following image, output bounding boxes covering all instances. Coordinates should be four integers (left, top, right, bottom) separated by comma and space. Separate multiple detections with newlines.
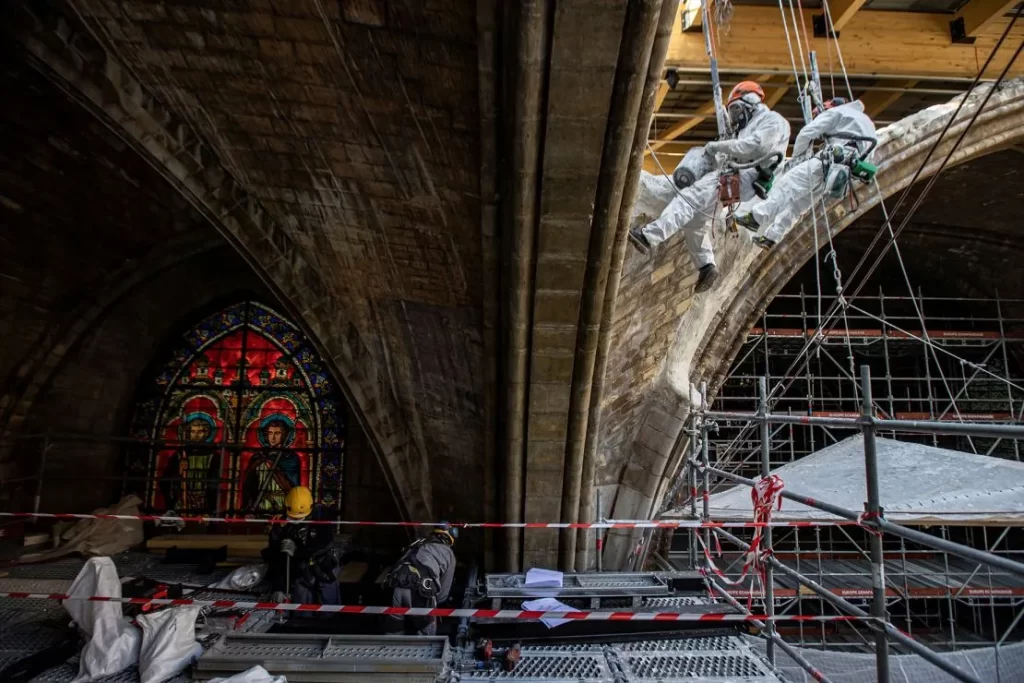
736, 97, 877, 249
264, 485, 339, 605
384, 523, 457, 636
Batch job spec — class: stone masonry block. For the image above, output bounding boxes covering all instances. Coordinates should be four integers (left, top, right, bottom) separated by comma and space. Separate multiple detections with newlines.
532, 323, 578, 350
534, 256, 587, 291
294, 42, 336, 63
650, 261, 675, 285
526, 439, 568, 470
258, 39, 294, 59
530, 352, 575, 384
636, 422, 676, 457
528, 382, 572, 414
221, 12, 276, 37
538, 218, 592, 256
541, 175, 597, 217
645, 408, 684, 438
532, 290, 581, 326
526, 410, 568, 442
525, 495, 562, 522
274, 17, 332, 43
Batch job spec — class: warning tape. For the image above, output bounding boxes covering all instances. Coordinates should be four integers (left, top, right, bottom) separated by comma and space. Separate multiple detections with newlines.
0, 592, 870, 621
0, 512, 859, 529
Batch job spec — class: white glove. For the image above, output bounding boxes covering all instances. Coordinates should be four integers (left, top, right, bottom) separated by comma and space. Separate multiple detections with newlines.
703, 141, 725, 157
280, 539, 297, 556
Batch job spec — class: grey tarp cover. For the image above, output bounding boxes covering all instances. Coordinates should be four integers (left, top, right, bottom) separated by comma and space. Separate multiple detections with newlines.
666, 435, 1024, 524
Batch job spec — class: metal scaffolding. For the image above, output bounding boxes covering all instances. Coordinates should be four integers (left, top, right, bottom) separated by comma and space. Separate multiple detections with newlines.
716, 288, 1024, 476
666, 364, 1024, 683
668, 288, 1024, 658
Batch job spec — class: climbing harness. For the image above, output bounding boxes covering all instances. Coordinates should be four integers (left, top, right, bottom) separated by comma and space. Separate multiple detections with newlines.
719, 151, 784, 232
384, 538, 441, 599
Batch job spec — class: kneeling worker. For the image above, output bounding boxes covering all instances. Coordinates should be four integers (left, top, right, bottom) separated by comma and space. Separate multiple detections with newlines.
264, 485, 338, 605
384, 523, 457, 636
736, 97, 876, 249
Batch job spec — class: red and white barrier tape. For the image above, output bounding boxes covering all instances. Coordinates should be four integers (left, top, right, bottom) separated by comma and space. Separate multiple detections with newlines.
0, 592, 869, 622
0, 511, 857, 529
697, 475, 786, 610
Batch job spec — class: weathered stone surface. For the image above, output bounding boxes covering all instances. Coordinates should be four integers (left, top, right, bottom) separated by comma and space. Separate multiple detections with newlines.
599, 80, 1024, 568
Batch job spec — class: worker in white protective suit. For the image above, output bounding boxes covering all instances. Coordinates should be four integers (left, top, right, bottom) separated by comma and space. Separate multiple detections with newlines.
629, 81, 790, 294
736, 98, 876, 249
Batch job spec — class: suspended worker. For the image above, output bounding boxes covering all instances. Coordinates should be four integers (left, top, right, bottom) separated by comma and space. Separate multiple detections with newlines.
736, 97, 877, 249
383, 523, 457, 636
264, 485, 340, 605
629, 81, 790, 293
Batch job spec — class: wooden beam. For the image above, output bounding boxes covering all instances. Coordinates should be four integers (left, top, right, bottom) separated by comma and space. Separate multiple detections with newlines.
648, 98, 719, 153
666, 7, 1024, 79
654, 80, 671, 112
824, 0, 869, 32
859, 79, 917, 118
645, 75, 791, 173
951, 0, 1018, 41
648, 73, 788, 154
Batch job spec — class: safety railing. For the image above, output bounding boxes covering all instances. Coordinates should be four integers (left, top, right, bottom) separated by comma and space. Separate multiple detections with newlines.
684, 364, 1024, 683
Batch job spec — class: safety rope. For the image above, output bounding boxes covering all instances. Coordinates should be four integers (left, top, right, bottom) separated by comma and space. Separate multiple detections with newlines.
716, 4, 1022, 468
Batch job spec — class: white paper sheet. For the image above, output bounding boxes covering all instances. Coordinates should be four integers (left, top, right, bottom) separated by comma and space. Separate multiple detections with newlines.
524, 568, 563, 588
522, 597, 573, 629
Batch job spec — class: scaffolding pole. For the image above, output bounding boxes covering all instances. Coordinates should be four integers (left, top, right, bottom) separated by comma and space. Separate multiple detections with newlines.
712, 528, 982, 683
861, 365, 891, 683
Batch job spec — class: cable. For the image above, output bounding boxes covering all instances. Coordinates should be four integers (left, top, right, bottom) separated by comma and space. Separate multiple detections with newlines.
713, 9, 1021, 466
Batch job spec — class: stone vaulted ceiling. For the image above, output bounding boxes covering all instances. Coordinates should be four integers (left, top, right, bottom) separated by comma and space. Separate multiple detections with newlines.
3, 0, 678, 570
3, 0, 1023, 572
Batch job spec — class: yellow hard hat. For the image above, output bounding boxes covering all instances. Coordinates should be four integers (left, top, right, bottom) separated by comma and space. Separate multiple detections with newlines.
285, 486, 313, 519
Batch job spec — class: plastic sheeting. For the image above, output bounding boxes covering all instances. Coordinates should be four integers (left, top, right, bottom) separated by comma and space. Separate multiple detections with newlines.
749, 637, 1024, 683
208, 666, 287, 683
666, 435, 1024, 523
22, 496, 145, 563
63, 557, 141, 683
137, 605, 203, 683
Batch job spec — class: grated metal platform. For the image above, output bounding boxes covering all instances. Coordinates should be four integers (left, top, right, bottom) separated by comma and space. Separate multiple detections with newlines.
195, 633, 451, 682
484, 572, 671, 609
456, 634, 781, 682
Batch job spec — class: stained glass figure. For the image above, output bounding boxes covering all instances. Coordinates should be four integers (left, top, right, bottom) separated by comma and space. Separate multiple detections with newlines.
128, 301, 345, 515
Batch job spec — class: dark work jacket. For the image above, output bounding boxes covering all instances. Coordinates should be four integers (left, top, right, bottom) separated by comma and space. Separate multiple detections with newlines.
263, 505, 335, 593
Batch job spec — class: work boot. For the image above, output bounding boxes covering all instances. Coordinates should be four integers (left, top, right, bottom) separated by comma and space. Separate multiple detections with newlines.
695, 264, 719, 294
628, 227, 651, 255
753, 236, 776, 251
735, 213, 760, 233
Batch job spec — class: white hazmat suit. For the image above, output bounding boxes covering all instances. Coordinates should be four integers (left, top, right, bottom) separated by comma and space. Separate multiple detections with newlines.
641, 103, 790, 269
751, 100, 876, 245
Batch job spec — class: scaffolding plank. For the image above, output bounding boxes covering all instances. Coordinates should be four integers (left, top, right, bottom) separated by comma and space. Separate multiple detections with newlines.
195, 633, 449, 682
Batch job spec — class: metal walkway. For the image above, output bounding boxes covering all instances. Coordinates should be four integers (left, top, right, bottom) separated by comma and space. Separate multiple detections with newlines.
455, 635, 780, 682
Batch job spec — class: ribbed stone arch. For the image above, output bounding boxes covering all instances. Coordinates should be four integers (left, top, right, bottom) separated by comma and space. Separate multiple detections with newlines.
10, 6, 432, 522
602, 78, 1024, 567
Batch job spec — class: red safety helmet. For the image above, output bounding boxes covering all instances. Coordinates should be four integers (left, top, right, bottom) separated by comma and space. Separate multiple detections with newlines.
727, 81, 765, 106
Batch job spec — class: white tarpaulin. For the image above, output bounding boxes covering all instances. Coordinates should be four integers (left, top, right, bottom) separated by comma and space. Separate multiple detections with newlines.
64, 557, 141, 683
667, 435, 1024, 524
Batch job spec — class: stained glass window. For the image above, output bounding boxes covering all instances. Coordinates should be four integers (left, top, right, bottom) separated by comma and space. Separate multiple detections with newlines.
127, 301, 345, 515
